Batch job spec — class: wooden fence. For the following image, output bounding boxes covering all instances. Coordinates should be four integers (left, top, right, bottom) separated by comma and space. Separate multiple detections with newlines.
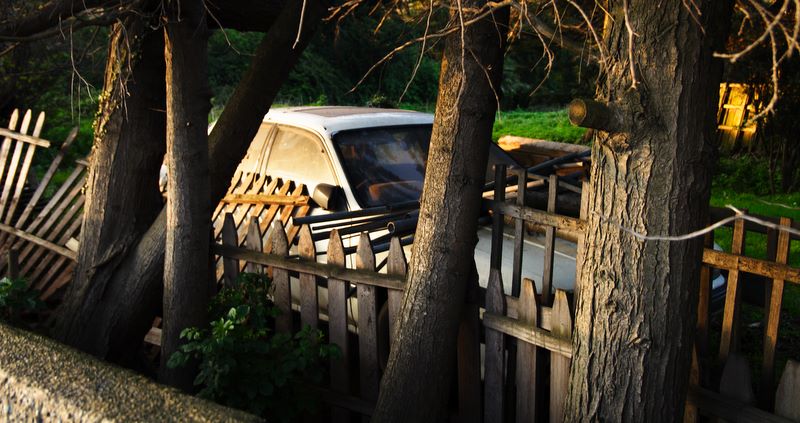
0, 109, 85, 300
214, 163, 800, 422
687, 208, 800, 422
212, 163, 584, 422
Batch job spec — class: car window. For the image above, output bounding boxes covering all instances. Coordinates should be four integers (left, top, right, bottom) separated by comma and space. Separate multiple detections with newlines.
333, 125, 431, 208
266, 126, 337, 190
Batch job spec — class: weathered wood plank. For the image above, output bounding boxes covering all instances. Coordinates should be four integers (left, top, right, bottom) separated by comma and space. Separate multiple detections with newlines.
703, 249, 800, 285
222, 193, 309, 206
511, 168, 527, 297
515, 278, 539, 422
244, 217, 263, 274
720, 353, 755, 406
269, 220, 291, 334
720, 218, 746, 362
496, 201, 587, 233
484, 269, 506, 423
0, 110, 20, 192
541, 174, 558, 306
212, 243, 405, 290
298, 225, 318, 331
221, 213, 239, 287
550, 290, 572, 423
0, 222, 76, 261
13, 127, 77, 229
775, 360, 800, 421
257, 179, 293, 246
696, 232, 714, 365
3, 112, 44, 228
490, 165, 506, 271
386, 236, 407, 340
18, 164, 85, 235
22, 194, 85, 279
0, 110, 32, 221
326, 230, 351, 423
0, 127, 51, 148
761, 217, 791, 408
482, 313, 572, 358
686, 386, 794, 423
356, 233, 378, 422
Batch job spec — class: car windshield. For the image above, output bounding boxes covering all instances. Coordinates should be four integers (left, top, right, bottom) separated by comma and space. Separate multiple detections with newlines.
333, 125, 432, 208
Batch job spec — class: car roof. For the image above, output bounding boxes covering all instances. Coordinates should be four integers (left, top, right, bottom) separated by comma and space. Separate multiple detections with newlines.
263, 106, 434, 136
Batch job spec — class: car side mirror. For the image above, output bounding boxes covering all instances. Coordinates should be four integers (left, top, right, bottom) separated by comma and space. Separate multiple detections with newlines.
312, 183, 344, 211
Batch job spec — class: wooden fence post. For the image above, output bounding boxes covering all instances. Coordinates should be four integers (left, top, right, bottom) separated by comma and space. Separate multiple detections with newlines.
484, 269, 507, 422
550, 290, 572, 423
221, 213, 239, 287
298, 225, 318, 331
541, 174, 559, 306
327, 229, 351, 423
516, 278, 539, 422
719, 218, 746, 362
244, 216, 263, 274
760, 217, 791, 408
386, 237, 407, 342
269, 220, 291, 334
357, 233, 379, 423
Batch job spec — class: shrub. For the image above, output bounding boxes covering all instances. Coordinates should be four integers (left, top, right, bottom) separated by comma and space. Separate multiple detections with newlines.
0, 277, 44, 325
168, 273, 339, 421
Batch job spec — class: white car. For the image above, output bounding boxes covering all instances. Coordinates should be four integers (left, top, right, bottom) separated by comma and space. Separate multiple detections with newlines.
164, 106, 726, 302
232, 106, 584, 297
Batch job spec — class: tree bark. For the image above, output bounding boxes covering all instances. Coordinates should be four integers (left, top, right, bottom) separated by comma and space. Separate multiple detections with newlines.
159, 0, 212, 389
53, 9, 166, 359
53, 0, 329, 363
564, 1, 733, 421
372, 3, 508, 422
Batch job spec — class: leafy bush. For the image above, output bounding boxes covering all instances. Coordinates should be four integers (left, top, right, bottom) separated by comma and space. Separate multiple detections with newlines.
0, 277, 43, 325
168, 273, 338, 421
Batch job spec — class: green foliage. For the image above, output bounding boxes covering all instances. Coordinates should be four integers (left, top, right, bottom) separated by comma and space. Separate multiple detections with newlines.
492, 109, 587, 143
0, 277, 44, 325
168, 273, 338, 421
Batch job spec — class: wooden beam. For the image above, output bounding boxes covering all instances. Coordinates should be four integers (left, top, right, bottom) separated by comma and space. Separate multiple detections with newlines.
482, 312, 573, 358
0, 128, 50, 148
221, 193, 310, 206
212, 243, 405, 290
0, 222, 76, 260
495, 201, 587, 233
703, 248, 800, 285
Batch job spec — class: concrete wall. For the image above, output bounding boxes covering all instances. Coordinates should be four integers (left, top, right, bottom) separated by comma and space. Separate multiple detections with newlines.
0, 323, 263, 422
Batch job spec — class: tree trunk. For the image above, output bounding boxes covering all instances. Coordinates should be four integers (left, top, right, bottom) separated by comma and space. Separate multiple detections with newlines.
159, 0, 212, 389
54, 10, 166, 359
372, 3, 508, 422
53, 0, 329, 363
564, 1, 733, 421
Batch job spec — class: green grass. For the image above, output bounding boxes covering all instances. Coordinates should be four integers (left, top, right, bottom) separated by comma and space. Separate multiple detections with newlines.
492, 109, 587, 143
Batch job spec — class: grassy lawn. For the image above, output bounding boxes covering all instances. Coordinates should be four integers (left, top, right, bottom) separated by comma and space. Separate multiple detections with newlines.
492, 109, 587, 143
